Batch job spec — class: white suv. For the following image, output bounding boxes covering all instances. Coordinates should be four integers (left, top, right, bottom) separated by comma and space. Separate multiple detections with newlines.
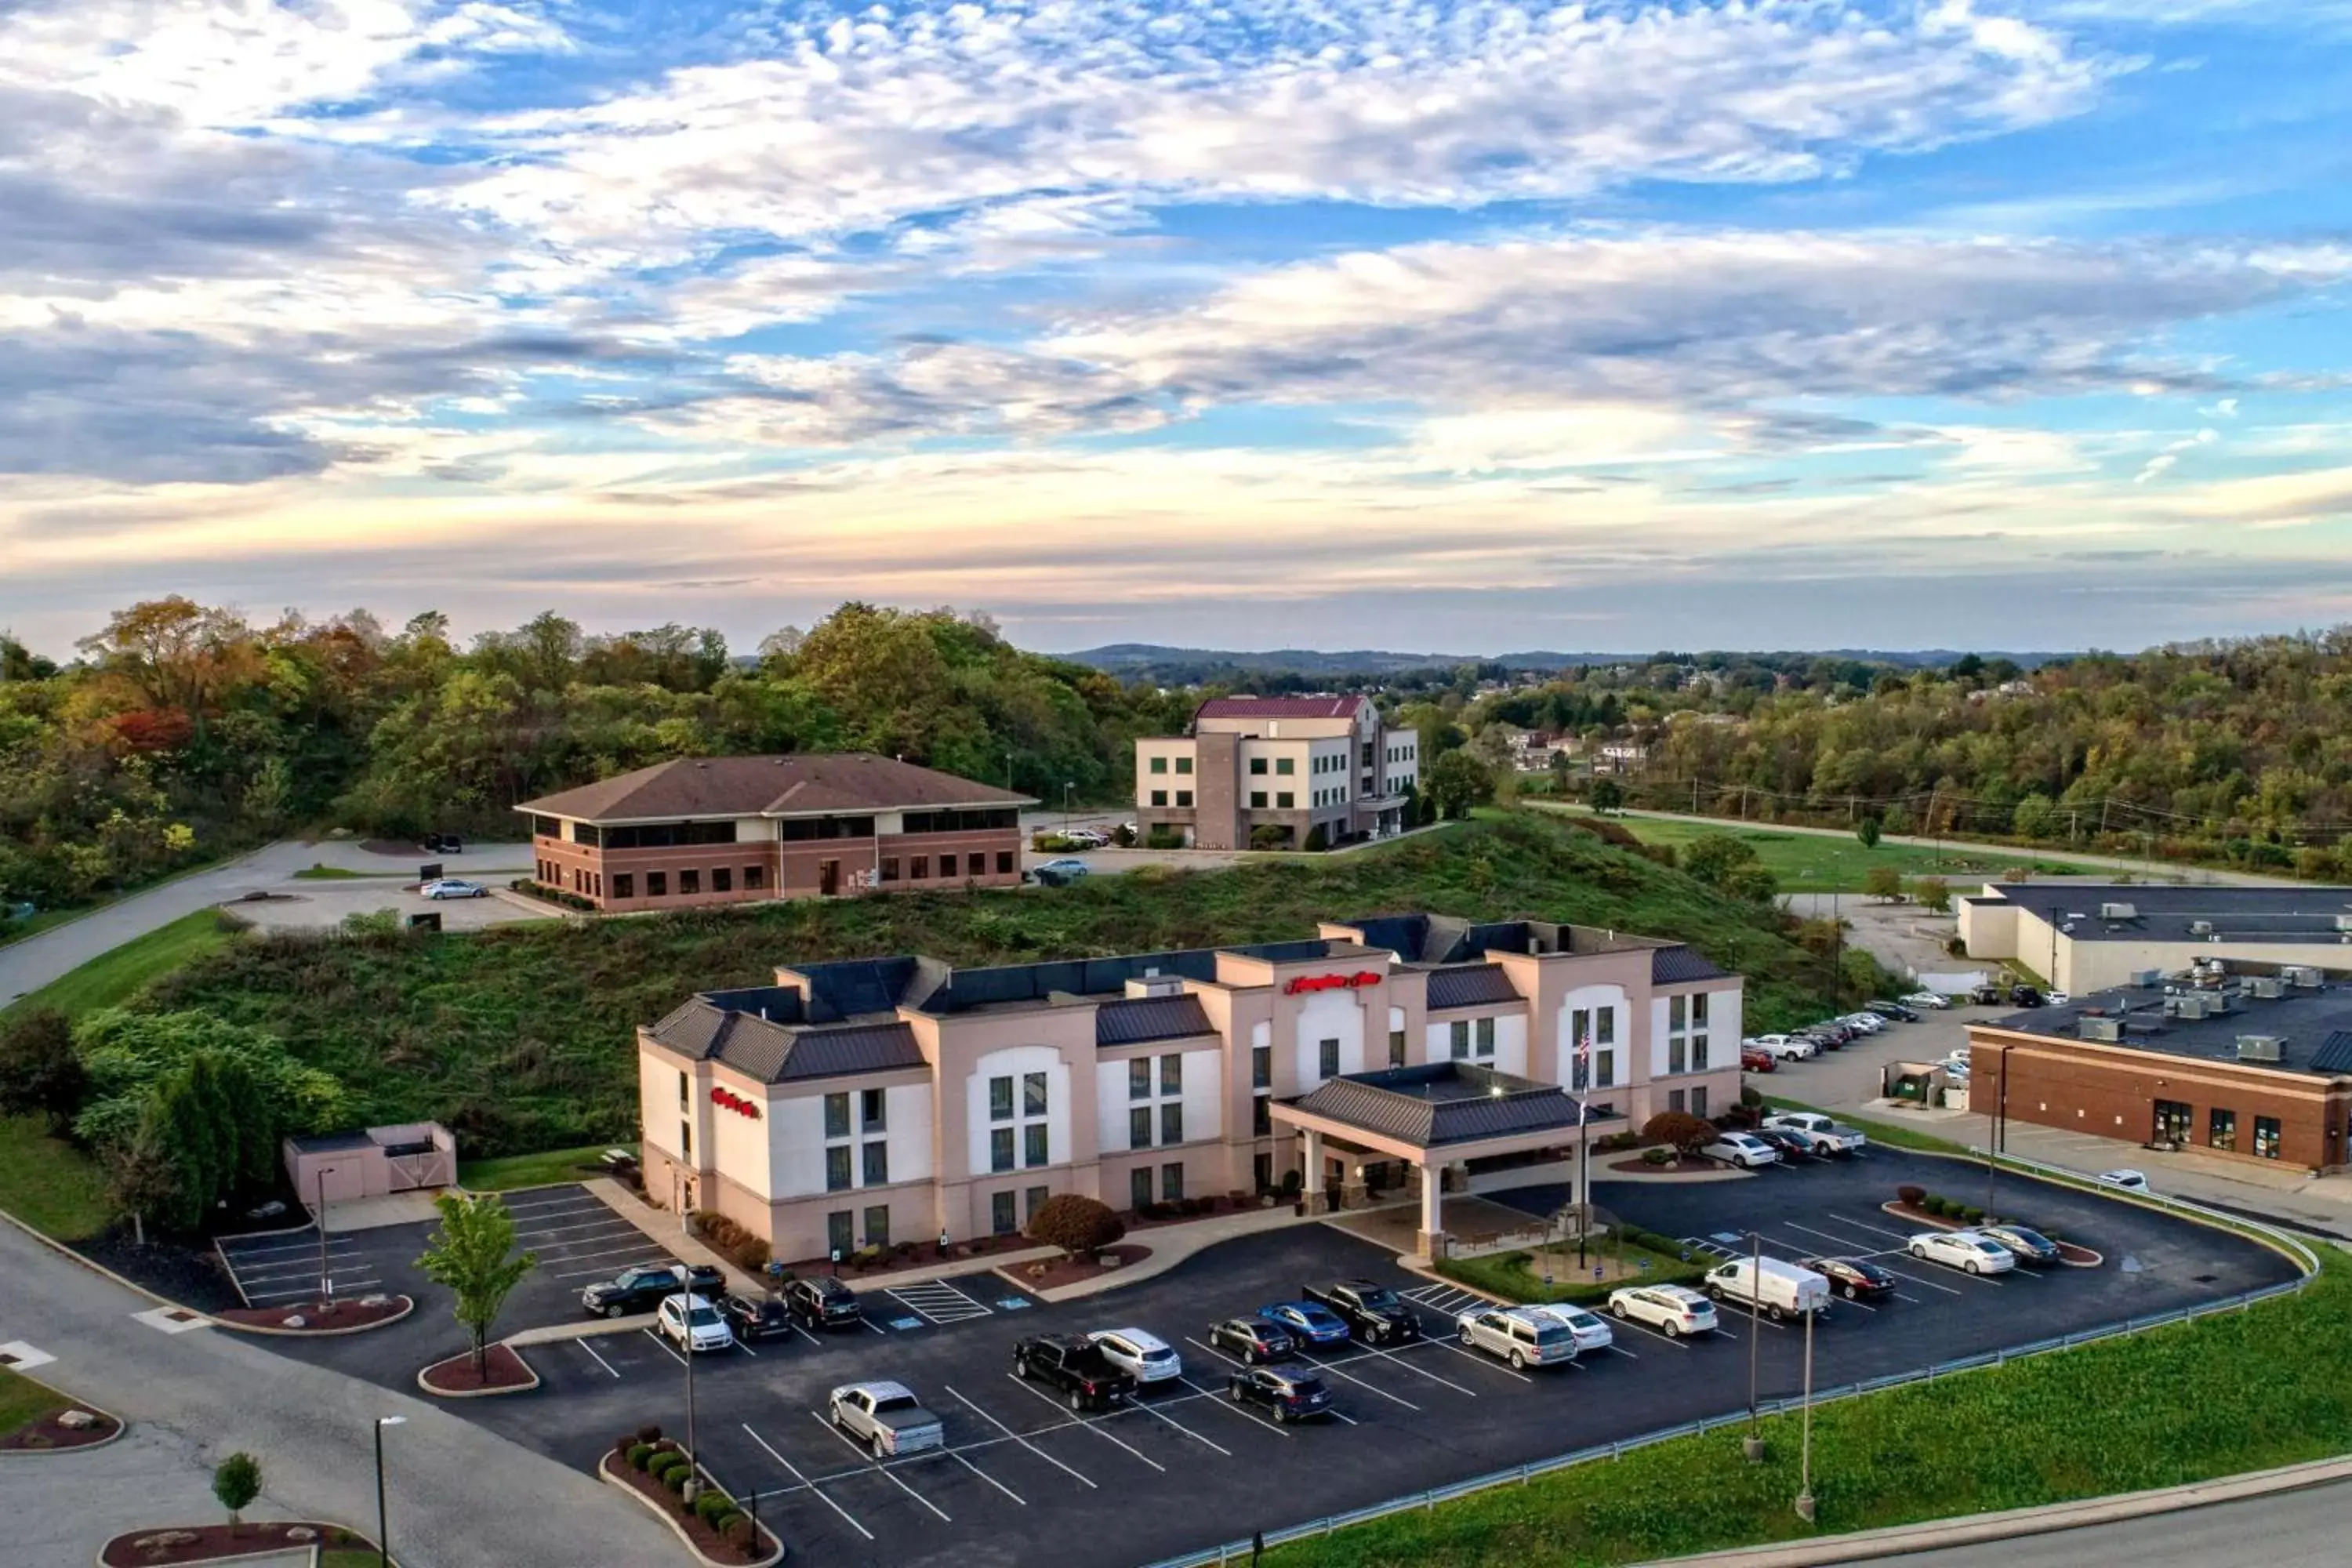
1088, 1327, 1181, 1385
1456, 1306, 1579, 1370
1607, 1284, 1718, 1338
656, 1293, 735, 1353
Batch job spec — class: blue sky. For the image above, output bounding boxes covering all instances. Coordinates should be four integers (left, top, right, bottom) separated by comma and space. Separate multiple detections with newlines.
4, 0, 2350, 656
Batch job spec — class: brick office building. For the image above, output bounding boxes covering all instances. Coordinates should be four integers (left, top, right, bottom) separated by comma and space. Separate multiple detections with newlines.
518, 753, 1033, 913
1134, 695, 1419, 850
1969, 963, 2352, 1174
635, 912, 1744, 1263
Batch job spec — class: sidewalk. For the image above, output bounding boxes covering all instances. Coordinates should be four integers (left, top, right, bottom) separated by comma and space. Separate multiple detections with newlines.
1029, 1203, 1331, 1301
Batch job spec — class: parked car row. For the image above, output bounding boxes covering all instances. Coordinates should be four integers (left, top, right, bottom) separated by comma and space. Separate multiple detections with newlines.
1698, 1112, 1871, 1171
1743, 997, 1945, 1063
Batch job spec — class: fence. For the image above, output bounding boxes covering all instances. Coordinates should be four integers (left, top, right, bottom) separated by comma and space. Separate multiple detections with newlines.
1136, 1172, 2321, 1568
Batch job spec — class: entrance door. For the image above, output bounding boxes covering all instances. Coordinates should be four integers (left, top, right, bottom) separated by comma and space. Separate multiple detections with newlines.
819, 859, 840, 897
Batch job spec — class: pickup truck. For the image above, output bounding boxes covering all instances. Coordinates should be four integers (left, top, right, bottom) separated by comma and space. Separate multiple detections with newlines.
1013, 1334, 1137, 1411
580, 1261, 726, 1319
1762, 1112, 1867, 1156
828, 1381, 946, 1457
1301, 1279, 1423, 1345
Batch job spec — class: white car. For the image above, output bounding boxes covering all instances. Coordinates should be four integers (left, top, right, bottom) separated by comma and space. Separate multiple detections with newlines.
1062, 829, 1111, 849
419, 877, 487, 899
2096, 1168, 2151, 1193
1550, 1305, 1615, 1355
1087, 1327, 1181, 1385
1607, 1284, 1718, 1338
1838, 1012, 1886, 1034
1763, 1112, 1867, 1156
1907, 1230, 2017, 1276
2043, 991, 2071, 1007
1703, 1132, 1780, 1170
1900, 991, 1952, 1011
1743, 1034, 1817, 1062
655, 1292, 735, 1352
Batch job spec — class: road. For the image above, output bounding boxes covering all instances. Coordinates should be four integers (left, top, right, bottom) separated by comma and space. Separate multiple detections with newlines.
0, 1216, 677, 1567
1859, 1479, 2352, 1566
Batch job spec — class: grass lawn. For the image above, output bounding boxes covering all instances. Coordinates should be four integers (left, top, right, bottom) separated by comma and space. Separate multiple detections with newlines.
0, 1366, 69, 1439
1436, 1238, 1703, 1306
0, 1115, 112, 1240
292, 865, 387, 880
2, 908, 240, 1022
459, 1142, 633, 1192
319, 1547, 387, 1567
1272, 1251, 2347, 1568
1548, 808, 2088, 893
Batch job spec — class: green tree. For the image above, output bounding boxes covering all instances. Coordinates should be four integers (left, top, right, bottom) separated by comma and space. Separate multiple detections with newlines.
1588, 777, 1623, 812
1855, 817, 1882, 849
104, 1111, 178, 1246
2010, 793, 2056, 840
416, 1192, 539, 1377
1680, 832, 1758, 889
1864, 864, 1905, 902
0, 1007, 87, 1134
213, 1451, 262, 1530
1425, 750, 1495, 820
1914, 876, 1952, 913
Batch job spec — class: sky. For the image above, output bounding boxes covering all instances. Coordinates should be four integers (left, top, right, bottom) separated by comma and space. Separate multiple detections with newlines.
5, 0, 2352, 659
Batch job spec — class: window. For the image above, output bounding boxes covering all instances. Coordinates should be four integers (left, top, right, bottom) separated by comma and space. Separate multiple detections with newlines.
1319, 1037, 1340, 1080
1250, 758, 1268, 775
1595, 1049, 1616, 1088
1450, 1019, 1470, 1059
939, 854, 957, 878
1151, 789, 1168, 807
1276, 792, 1294, 808
1131, 1167, 1153, 1210
862, 1141, 889, 1186
989, 1127, 1015, 1173
678, 1069, 689, 1109
1692, 1036, 1710, 1073
1596, 1007, 1615, 1046
1131, 1106, 1153, 1150
1160, 1102, 1184, 1145
909, 855, 928, 880
1668, 1035, 1687, 1074
2154, 1099, 2192, 1145
1130, 1058, 1152, 1099
862, 1088, 886, 1131
1389, 1029, 1406, 1067
1024, 1071, 1049, 1117
1254, 1152, 1273, 1193
879, 858, 899, 883
825, 1093, 851, 1139
1025, 1185, 1050, 1221
1175, 790, 1193, 808
1175, 757, 1192, 775
1250, 791, 1268, 809
1252, 1095, 1272, 1136
2209, 1107, 2238, 1152
989, 1076, 1014, 1121
597, 820, 738, 849
1692, 992, 1710, 1029
678, 869, 701, 895
1475, 1016, 1495, 1058
825, 1145, 852, 1192
991, 1192, 1017, 1234
1161, 1162, 1184, 1201
1690, 1085, 1709, 1119
829, 1210, 855, 1257
2255, 1116, 2282, 1160
1160, 1054, 1181, 1094
1024, 1123, 1049, 1167
744, 864, 764, 891
1670, 995, 1687, 1033
1668, 1088, 1686, 1114
1251, 1044, 1272, 1090
1150, 756, 1167, 775
1276, 757, 1294, 775
863, 1204, 890, 1249
680, 1119, 691, 1160
646, 871, 667, 897
705, 867, 728, 895
779, 815, 877, 841
996, 851, 1014, 874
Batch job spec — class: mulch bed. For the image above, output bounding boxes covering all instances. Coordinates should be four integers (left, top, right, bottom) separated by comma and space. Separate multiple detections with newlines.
421, 1342, 535, 1393
215, 1294, 411, 1334
1606, 1154, 1722, 1174
101, 1523, 372, 1566
2, 1406, 122, 1451
603, 1451, 779, 1565
999, 1243, 1152, 1292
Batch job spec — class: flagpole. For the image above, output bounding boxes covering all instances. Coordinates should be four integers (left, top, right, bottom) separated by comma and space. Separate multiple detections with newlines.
1574, 1025, 1591, 1269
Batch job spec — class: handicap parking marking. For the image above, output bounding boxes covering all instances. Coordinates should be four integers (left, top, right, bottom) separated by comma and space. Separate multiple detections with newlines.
944, 1385, 1101, 1486
741, 1424, 877, 1541
887, 1279, 996, 1326
807, 1411, 955, 1520
0, 1341, 56, 1373
887, 1317, 925, 1332
573, 1339, 622, 1378
1000, 1373, 1169, 1472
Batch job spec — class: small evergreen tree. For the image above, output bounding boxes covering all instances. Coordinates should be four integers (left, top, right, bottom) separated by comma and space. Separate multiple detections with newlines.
213, 1451, 261, 1531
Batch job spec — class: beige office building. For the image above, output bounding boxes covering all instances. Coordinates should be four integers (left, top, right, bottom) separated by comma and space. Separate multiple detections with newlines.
1134, 696, 1419, 850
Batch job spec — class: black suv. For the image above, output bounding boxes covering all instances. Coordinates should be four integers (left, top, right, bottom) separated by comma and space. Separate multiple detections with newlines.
785, 1275, 864, 1330
2009, 984, 2046, 1008
1227, 1363, 1334, 1423
721, 1293, 795, 1342
581, 1261, 724, 1319
1864, 999, 1919, 1023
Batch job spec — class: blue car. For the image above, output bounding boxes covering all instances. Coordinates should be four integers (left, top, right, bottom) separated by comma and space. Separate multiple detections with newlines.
1259, 1301, 1351, 1348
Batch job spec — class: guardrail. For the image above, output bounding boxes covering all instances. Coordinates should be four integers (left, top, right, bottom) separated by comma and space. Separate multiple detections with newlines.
1136, 1177, 2321, 1568
1968, 1146, 2326, 1278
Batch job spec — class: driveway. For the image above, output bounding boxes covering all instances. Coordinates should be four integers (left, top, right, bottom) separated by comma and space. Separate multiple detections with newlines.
0, 1215, 677, 1568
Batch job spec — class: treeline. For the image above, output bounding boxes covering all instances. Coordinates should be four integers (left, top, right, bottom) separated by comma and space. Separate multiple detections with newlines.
0, 599, 1192, 913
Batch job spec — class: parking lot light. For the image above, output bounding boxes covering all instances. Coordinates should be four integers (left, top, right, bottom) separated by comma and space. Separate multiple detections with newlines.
1743, 1230, 1764, 1463
374, 1414, 405, 1567
670, 1262, 700, 1504
1795, 1302, 1817, 1523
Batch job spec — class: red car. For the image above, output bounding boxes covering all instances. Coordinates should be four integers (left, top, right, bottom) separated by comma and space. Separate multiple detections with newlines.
1740, 1047, 1777, 1073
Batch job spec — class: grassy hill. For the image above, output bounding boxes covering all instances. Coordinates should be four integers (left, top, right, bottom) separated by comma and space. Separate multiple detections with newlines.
144, 812, 1853, 1158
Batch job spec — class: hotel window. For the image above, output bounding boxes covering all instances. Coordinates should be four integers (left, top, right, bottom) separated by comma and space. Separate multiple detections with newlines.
1131, 1167, 1153, 1210
681, 1119, 691, 1159
1024, 1071, 1049, 1116
1389, 1028, 1406, 1068
1668, 1033, 1687, 1074
1025, 1185, 1050, 1220
1690, 1085, 1709, 1119
1475, 1017, 1495, 1058
1130, 1058, 1152, 1100
825, 1145, 852, 1192
863, 1204, 890, 1249
825, 1093, 851, 1138
2255, 1116, 2282, 1160
996, 851, 1015, 874
1595, 1048, 1616, 1088
712, 867, 731, 893
1252, 1095, 1272, 1136
646, 871, 667, 897
1175, 790, 1193, 807
1251, 1044, 1271, 1089
744, 865, 764, 891
1254, 1152, 1273, 1192
1250, 791, 1268, 809
1160, 1054, 1181, 1094
1668, 1088, 1686, 1114
1175, 757, 1192, 774
879, 858, 899, 882
1024, 1123, 1050, 1168
1319, 1037, 1340, 1080
1450, 1019, 1470, 1059
989, 1076, 1014, 1121
2209, 1107, 2238, 1152
1150, 757, 1167, 775
678, 1069, 689, 1109
1161, 1162, 1185, 1202
1151, 789, 1168, 807
990, 1192, 1016, 1234
910, 855, 928, 880
613, 872, 633, 899
939, 854, 957, 878
679, 869, 700, 895
1130, 1106, 1152, 1150
829, 1210, 855, 1257
861, 1088, 886, 1131
990, 1127, 1015, 1173
1276, 758, 1294, 775
1276, 792, 1294, 808
862, 1141, 889, 1186
1250, 758, 1268, 775
1159, 1102, 1184, 1145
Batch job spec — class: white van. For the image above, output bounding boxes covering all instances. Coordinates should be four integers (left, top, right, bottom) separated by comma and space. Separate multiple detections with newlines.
1703, 1256, 1832, 1322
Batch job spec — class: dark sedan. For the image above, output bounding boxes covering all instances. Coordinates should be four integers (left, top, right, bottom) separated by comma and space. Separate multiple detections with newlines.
1802, 1255, 1900, 1301
1209, 1316, 1297, 1363
1751, 1127, 1817, 1162
1980, 1224, 2063, 1264
721, 1293, 796, 1342
1865, 1000, 1921, 1023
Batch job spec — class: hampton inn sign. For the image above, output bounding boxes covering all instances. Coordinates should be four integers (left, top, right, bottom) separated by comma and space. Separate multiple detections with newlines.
1284, 971, 1385, 996
711, 1086, 762, 1119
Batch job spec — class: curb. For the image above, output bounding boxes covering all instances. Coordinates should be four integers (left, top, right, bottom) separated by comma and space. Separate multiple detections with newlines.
214, 1295, 416, 1338
1635, 1450, 2352, 1567
94, 1522, 391, 1568
598, 1452, 785, 1567
0, 1206, 195, 1316
2, 1413, 127, 1459
416, 1343, 539, 1399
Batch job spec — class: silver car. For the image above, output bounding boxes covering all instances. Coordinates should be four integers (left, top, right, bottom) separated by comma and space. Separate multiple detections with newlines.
1455, 1305, 1579, 1369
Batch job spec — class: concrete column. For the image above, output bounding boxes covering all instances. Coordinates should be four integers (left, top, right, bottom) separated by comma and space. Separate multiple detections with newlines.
1415, 1162, 1446, 1258
1302, 1130, 1324, 1200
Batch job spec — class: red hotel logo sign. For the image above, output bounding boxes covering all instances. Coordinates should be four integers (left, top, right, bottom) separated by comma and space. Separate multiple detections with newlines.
710, 1087, 762, 1120
1285, 971, 1385, 996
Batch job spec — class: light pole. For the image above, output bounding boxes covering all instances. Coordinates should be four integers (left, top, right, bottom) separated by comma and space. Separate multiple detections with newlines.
1743, 1229, 1764, 1462
374, 1414, 405, 1566
1986, 1041, 2014, 1219
670, 1263, 700, 1504
1795, 1301, 1817, 1523
316, 1166, 337, 1305
1062, 781, 1074, 832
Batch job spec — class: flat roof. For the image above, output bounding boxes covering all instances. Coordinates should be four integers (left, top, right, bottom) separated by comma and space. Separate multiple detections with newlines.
1965, 882, 2352, 947
1987, 971, 2352, 1078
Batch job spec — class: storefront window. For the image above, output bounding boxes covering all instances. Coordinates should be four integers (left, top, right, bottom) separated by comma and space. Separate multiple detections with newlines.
2154, 1099, 2192, 1145
2209, 1107, 2238, 1152
2255, 1116, 2282, 1160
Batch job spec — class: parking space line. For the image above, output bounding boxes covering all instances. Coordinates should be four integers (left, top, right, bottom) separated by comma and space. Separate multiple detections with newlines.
1177, 1376, 1294, 1439
742, 1425, 875, 1542
575, 1340, 621, 1378
1123, 1393, 1234, 1455
807, 1413, 953, 1520
642, 1328, 688, 1367
552, 1246, 682, 1279
953, 1451, 1026, 1504
511, 1218, 639, 1243
792, 1323, 822, 1346
1605, 1316, 1691, 1348
1307, 1357, 1421, 1410
1354, 1342, 1479, 1396
1875, 1265, 1963, 1297
1822, 1212, 1917, 1243
944, 1385, 1098, 1487
1001, 1374, 1167, 1472
1424, 1338, 1537, 1385
1605, 1343, 1639, 1359
1328, 1408, 1361, 1426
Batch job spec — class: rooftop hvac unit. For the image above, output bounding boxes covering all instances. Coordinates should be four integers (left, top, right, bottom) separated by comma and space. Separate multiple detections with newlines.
2166, 994, 2211, 1021
2235, 1034, 2285, 1064
2283, 965, 2324, 989
2129, 968, 2164, 988
2189, 920, 2215, 937
2336, 914, 2352, 934
2248, 975, 2286, 1000
2079, 1017, 2125, 1043
1125, 975, 1188, 999
2099, 902, 2139, 921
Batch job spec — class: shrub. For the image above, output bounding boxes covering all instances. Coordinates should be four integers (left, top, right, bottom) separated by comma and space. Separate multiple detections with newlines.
1025, 1192, 1126, 1257
662, 1466, 688, 1494
637, 1423, 662, 1444
626, 1443, 656, 1472
1642, 1145, 1675, 1166
1279, 1168, 1302, 1196
1962, 1205, 1987, 1225
647, 1451, 685, 1482
1897, 1184, 1926, 1207
1738, 1084, 1762, 1109
1249, 823, 1291, 851
614, 1432, 637, 1457
736, 1238, 771, 1272
724, 1515, 757, 1548
695, 1488, 734, 1525
1640, 1110, 1716, 1152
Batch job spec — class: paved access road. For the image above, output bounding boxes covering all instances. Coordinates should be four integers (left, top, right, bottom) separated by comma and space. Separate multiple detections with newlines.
0, 1216, 677, 1568
1860, 1479, 2352, 1566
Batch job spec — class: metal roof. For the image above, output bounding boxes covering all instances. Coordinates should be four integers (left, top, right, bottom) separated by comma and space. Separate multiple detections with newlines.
2309, 1030, 2352, 1076
1650, 946, 1727, 984
1964, 882, 2352, 946
517, 752, 1033, 822
646, 1000, 927, 1083
1192, 696, 1367, 721
1288, 1064, 1605, 1149
1424, 964, 1524, 1011
1095, 995, 1218, 1047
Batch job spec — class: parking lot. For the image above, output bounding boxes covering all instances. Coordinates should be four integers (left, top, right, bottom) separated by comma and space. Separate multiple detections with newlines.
246, 1152, 2298, 1568
216, 1224, 384, 1306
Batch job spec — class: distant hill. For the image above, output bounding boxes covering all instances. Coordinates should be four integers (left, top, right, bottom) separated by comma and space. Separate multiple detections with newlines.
1065, 644, 2063, 679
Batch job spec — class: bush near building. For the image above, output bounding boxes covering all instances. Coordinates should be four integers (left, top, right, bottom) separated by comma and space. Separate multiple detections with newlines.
1024, 1193, 1124, 1259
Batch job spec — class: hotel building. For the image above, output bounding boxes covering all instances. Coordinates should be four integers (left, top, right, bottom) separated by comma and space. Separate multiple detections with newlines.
1134, 696, 1420, 850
